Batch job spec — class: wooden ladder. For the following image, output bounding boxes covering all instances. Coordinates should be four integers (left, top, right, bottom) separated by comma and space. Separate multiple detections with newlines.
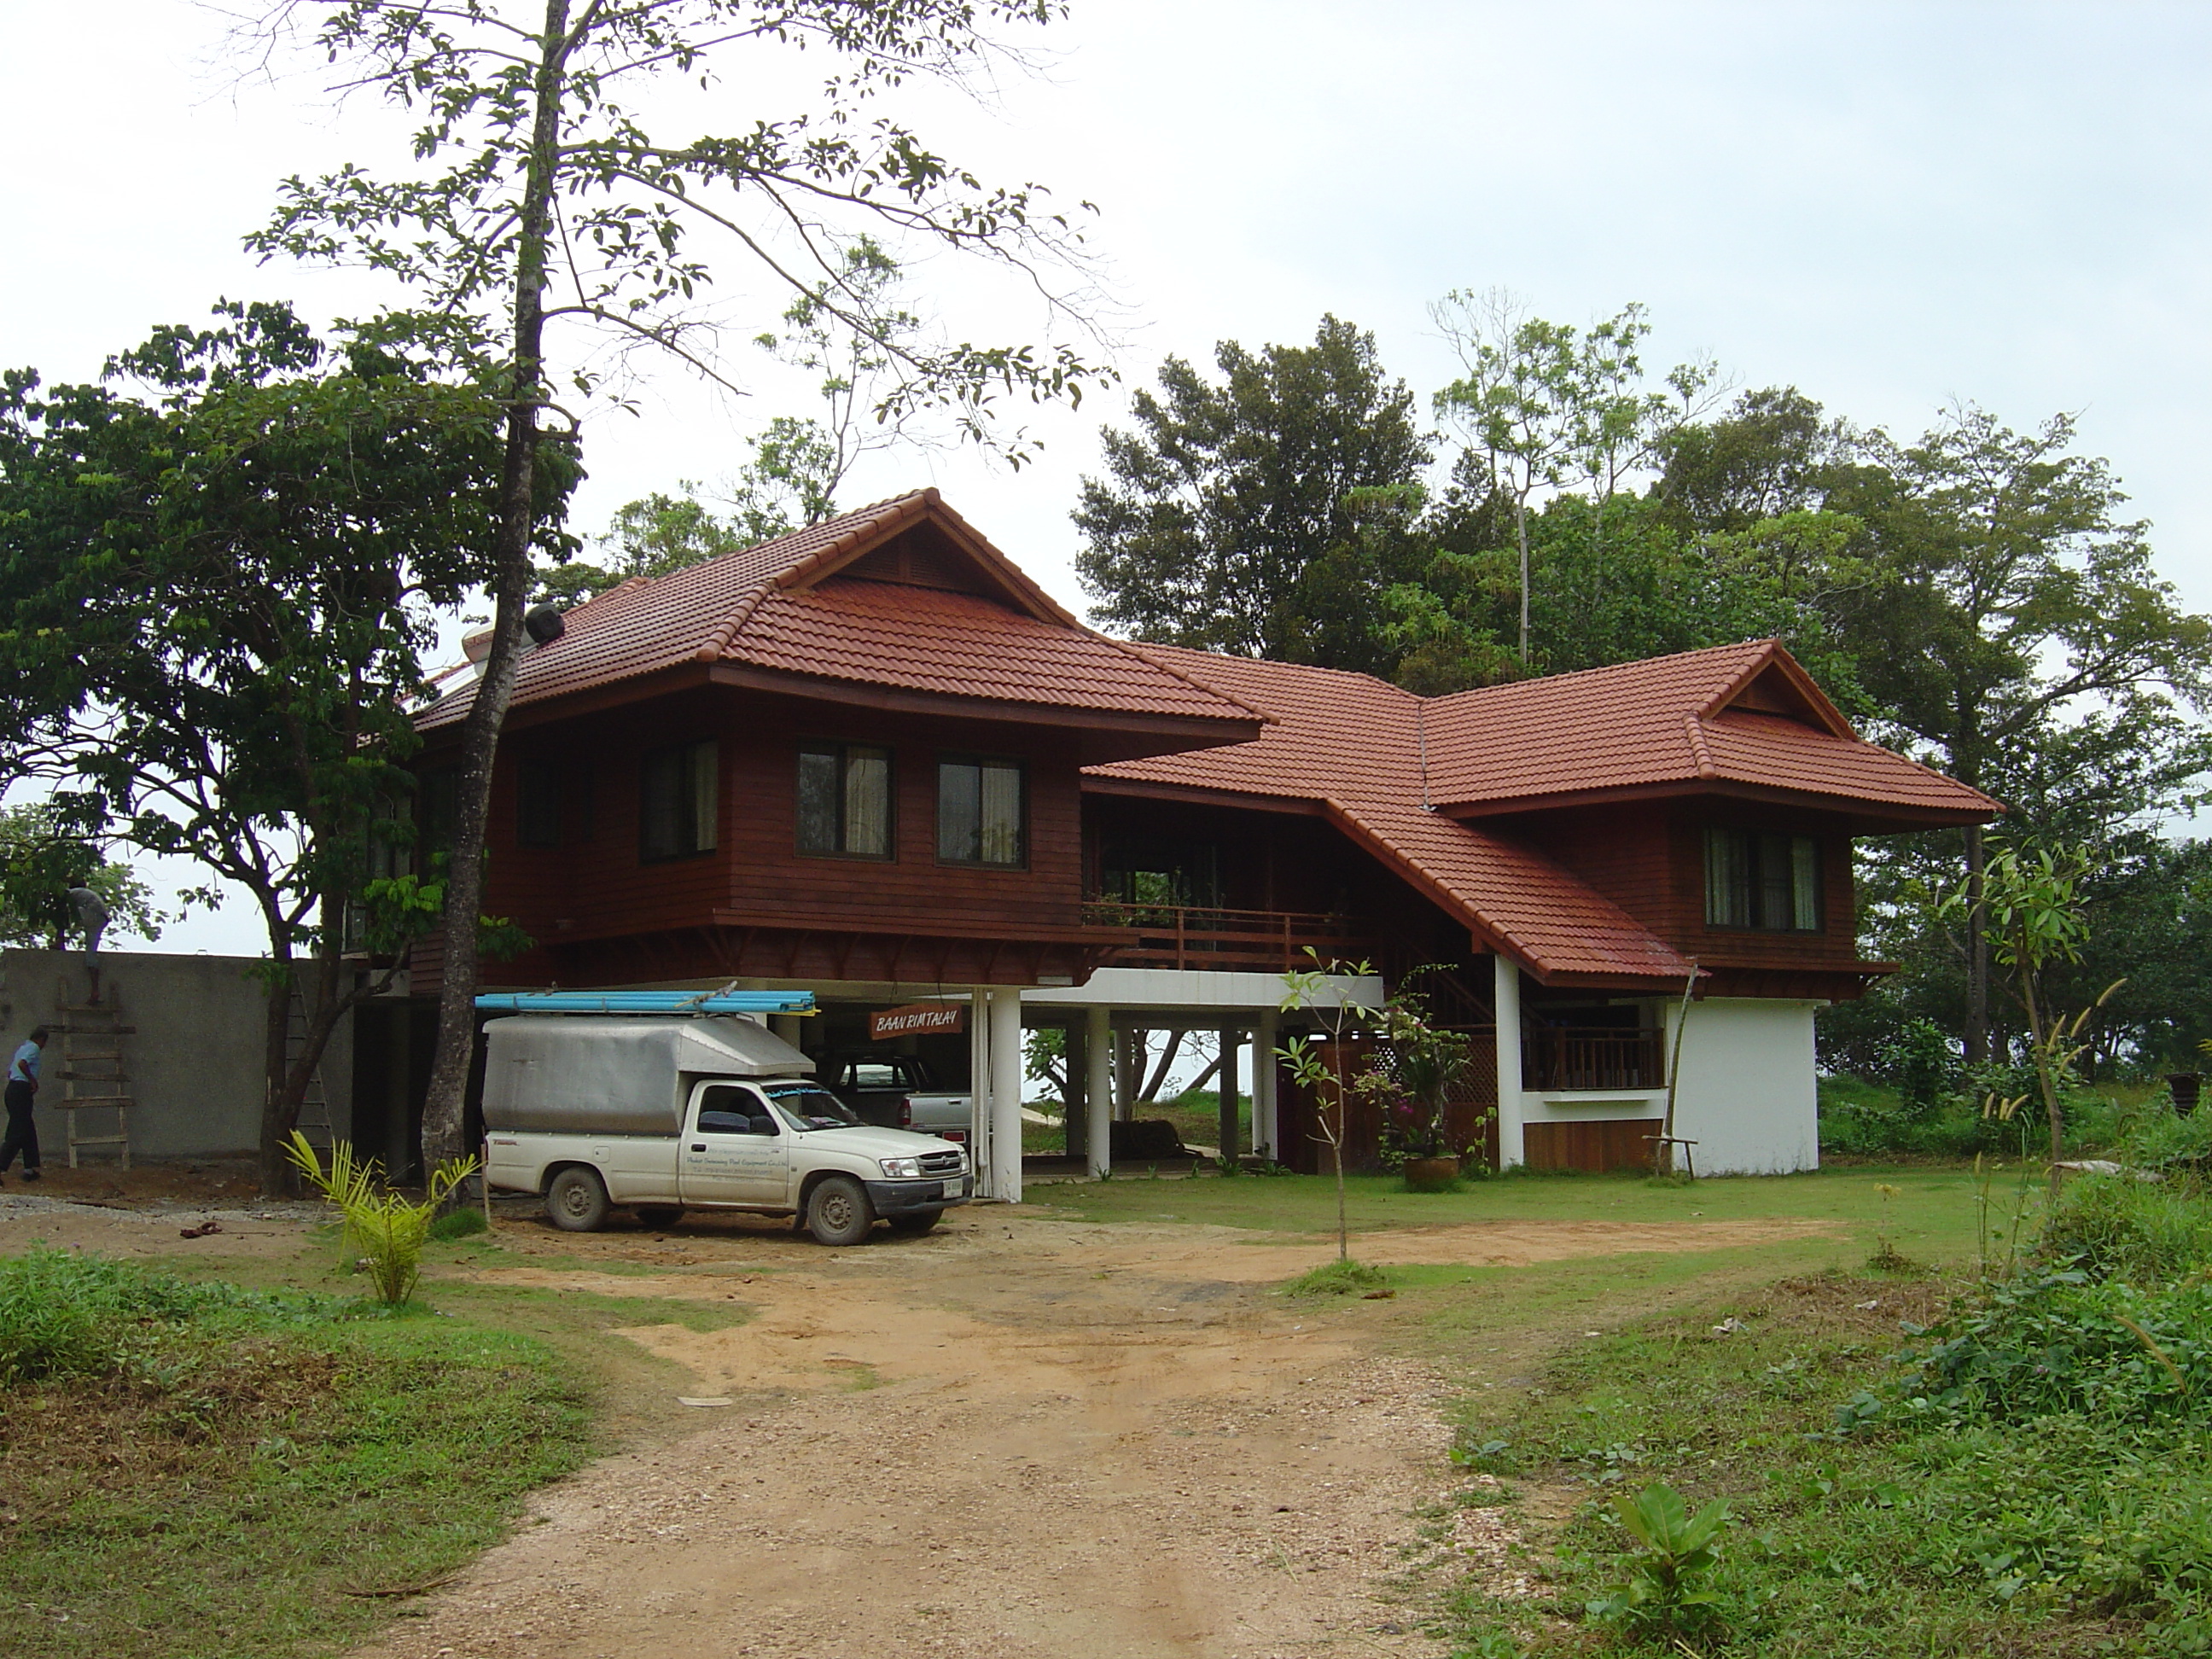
54, 979, 133, 1170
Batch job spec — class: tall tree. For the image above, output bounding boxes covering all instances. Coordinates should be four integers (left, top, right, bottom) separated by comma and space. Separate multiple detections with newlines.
1430, 290, 1717, 663
244, 1, 1108, 1170
1823, 407, 2212, 1062
1074, 316, 1430, 672
0, 302, 560, 1190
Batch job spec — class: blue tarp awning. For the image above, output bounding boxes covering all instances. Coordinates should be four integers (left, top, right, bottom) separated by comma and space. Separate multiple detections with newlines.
474, 990, 817, 1015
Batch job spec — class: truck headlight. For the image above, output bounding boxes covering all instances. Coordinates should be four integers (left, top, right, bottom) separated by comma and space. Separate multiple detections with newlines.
878, 1156, 923, 1179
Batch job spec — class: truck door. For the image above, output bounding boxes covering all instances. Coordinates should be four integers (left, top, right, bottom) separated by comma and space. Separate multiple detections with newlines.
678, 1082, 790, 1208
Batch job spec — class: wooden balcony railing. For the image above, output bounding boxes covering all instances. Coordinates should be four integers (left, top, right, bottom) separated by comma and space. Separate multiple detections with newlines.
1079, 902, 1371, 975
1523, 1026, 1668, 1091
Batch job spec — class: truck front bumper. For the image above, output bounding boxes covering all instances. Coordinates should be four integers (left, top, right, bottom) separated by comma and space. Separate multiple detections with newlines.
867, 1176, 970, 1216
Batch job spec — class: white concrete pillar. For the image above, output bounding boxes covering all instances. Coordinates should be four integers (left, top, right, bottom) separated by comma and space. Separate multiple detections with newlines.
989, 986, 1024, 1203
969, 987, 992, 1191
1254, 1010, 1279, 1160
1086, 1004, 1113, 1179
770, 1014, 804, 1052
1493, 954, 1525, 1170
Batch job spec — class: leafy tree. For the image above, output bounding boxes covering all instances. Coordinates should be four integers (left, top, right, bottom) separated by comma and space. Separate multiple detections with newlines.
1431, 290, 1717, 663
1822, 407, 2212, 1062
535, 482, 748, 605
1380, 492, 1866, 700
244, 0, 1109, 1168
1652, 385, 1858, 536
0, 302, 558, 1191
0, 801, 163, 950
1074, 316, 1431, 674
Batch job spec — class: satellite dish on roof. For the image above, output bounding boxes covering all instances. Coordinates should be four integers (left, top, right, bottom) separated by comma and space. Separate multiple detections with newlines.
524, 602, 567, 646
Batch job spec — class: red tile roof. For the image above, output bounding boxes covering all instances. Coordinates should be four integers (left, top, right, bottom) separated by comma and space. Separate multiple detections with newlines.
1087, 648, 1698, 981
1417, 640, 1985, 817
1091, 639, 1994, 984
418, 490, 1260, 735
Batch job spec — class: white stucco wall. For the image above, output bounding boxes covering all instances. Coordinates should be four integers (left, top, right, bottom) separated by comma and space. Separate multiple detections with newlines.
1665, 997, 1820, 1175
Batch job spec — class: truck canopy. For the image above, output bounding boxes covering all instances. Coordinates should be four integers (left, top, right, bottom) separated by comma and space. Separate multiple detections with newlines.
483, 1015, 816, 1137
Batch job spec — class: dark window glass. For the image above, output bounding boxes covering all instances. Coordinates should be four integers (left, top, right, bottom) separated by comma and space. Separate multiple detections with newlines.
938, 758, 1025, 868
517, 756, 561, 848
574, 764, 597, 845
795, 743, 893, 858
1704, 829, 1821, 931
420, 770, 458, 854
640, 739, 719, 861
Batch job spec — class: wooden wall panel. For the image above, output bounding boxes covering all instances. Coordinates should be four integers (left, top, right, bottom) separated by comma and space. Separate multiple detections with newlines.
1522, 1118, 1657, 1173
429, 684, 1097, 987
1497, 800, 1867, 978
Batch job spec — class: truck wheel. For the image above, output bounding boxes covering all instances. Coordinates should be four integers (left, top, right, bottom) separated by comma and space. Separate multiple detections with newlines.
634, 1206, 684, 1231
545, 1167, 610, 1233
806, 1176, 875, 1246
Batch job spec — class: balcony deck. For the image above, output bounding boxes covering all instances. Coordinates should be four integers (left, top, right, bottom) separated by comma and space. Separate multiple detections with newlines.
1078, 902, 1372, 975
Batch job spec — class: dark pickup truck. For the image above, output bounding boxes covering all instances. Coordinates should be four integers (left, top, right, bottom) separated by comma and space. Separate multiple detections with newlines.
821, 1054, 973, 1144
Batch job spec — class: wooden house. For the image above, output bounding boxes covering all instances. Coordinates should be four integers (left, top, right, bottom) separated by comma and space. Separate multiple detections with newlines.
360, 489, 1996, 1196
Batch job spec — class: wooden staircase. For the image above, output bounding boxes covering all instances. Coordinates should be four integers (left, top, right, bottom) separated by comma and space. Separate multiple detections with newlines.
53, 980, 131, 1169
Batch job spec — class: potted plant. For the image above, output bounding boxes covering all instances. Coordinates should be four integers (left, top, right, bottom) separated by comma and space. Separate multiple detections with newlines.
1360, 998, 1473, 1192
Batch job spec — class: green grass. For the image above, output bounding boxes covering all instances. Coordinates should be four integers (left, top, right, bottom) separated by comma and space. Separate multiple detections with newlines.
1434, 1172, 2212, 1656
1027, 1164, 1988, 1269
0, 1249, 593, 1659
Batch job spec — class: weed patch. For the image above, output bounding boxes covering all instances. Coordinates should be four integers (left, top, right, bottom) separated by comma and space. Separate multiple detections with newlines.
1445, 1261, 2212, 1656
1284, 1258, 1391, 1296
0, 1249, 589, 1658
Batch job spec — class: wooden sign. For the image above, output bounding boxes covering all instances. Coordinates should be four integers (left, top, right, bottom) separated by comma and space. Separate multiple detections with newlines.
869, 1002, 966, 1040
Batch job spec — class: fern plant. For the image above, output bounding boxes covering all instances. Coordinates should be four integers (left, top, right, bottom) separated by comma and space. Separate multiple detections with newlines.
285, 1132, 479, 1308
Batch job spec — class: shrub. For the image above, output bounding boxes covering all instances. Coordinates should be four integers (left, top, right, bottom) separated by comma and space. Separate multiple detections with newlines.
2040, 1172, 2212, 1284
287, 1132, 480, 1307
1861, 1272, 2212, 1430
428, 1204, 490, 1241
1585, 1481, 1736, 1644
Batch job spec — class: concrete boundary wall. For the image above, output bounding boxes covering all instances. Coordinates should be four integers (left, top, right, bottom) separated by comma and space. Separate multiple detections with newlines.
0, 950, 353, 1161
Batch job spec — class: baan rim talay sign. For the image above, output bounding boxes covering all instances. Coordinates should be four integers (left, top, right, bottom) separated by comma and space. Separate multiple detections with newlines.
868, 1003, 967, 1041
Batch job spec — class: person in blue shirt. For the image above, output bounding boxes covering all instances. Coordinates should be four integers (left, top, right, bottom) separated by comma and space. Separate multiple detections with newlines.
3, 1025, 50, 1182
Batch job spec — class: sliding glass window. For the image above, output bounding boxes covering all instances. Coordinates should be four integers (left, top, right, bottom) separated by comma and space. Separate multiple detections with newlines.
1704, 828, 1820, 931
938, 757, 1025, 868
797, 742, 894, 859
640, 739, 719, 861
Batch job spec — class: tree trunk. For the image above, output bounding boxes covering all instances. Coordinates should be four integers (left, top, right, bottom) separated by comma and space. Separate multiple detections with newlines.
419, 0, 572, 1172
259, 956, 294, 1196
1963, 823, 1990, 1067
1515, 499, 1532, 666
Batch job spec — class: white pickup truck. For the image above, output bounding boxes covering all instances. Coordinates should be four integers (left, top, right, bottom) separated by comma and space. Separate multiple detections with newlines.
480, 1015, 970, 1244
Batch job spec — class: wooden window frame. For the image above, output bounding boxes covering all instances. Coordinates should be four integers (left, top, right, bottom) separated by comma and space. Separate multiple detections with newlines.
516, 754, 562, 849
935, 754, 1028, 870
638, 738, 719, 864
1703, 827, 1823, 934
795, 741, 896, 861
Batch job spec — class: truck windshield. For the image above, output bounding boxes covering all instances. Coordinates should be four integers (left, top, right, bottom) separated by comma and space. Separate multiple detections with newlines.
764, 1082, 864, 1132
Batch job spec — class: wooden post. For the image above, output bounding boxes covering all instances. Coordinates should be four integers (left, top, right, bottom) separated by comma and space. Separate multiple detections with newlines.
1217, 1027, 1239, 1171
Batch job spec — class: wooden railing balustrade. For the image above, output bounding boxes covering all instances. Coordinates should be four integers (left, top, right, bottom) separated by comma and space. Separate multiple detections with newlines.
1522, 1026, 1668, 1091
1078, 902, 1371, 974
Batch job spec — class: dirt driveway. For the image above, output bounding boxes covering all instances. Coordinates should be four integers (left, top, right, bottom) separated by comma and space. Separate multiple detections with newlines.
0, 1194, 1834, 1659
339, 1208, 1825, 1659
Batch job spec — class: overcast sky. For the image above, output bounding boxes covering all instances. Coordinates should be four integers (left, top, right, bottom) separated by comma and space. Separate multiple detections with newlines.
5, 0, 2209, 956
